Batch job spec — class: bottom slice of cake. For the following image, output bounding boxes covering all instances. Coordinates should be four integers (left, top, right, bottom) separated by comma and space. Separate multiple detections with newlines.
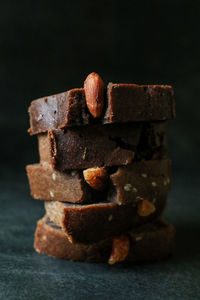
34, 216, 175, 264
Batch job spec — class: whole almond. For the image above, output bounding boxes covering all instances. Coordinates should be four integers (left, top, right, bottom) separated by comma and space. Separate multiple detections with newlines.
84, 72, 104, 118
83, 167, 108, 190
108, 235, 130, 264
137, 199, 156, 217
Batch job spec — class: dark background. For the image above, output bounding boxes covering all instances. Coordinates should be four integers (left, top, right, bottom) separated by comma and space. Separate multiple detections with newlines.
0, 0, 199, 172
0, 1, 200, 299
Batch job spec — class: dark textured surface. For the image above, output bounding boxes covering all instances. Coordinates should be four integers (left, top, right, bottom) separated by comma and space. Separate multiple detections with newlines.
0, 166, 200, 299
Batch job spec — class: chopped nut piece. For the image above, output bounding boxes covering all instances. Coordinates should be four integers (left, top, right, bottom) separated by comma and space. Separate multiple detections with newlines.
49, 191, 54, 198
42, 235, 47, 241
124, 183, 132, 191
108, 235, 130, 264
83, 167, 108, 190
37, 114, 43, 121
82, 148, 87, 160
166, 177, 171, 184
141, 173, 147, 178
151, 181, 157, 187
163, 179, 168, 186
132, 187, 138, 193
135, 235, 143, 242
152, 198, 157, 204
108, 214, 113, 221
136, 196, 143, 202
52, 173, 56, 181
137, 199, 156, 217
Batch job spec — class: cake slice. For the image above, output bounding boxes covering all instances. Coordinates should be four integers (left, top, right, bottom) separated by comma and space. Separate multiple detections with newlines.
28, 80, 175, 135
28, 88, 90, 135
26, 164, 91, 203
104, 83, 175, 124
38, 123, 142, 170
38, 122, 167, 171
34, 216, 175, 263
44, 197, 167, 244
26, 159, 170, 205
109, 159, 171, 205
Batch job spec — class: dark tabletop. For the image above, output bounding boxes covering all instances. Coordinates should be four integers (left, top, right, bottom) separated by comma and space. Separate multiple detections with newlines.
0, 164, 199, 300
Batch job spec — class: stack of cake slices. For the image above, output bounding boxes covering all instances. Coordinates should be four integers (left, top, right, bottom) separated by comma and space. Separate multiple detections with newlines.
26, 72, 176, 264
